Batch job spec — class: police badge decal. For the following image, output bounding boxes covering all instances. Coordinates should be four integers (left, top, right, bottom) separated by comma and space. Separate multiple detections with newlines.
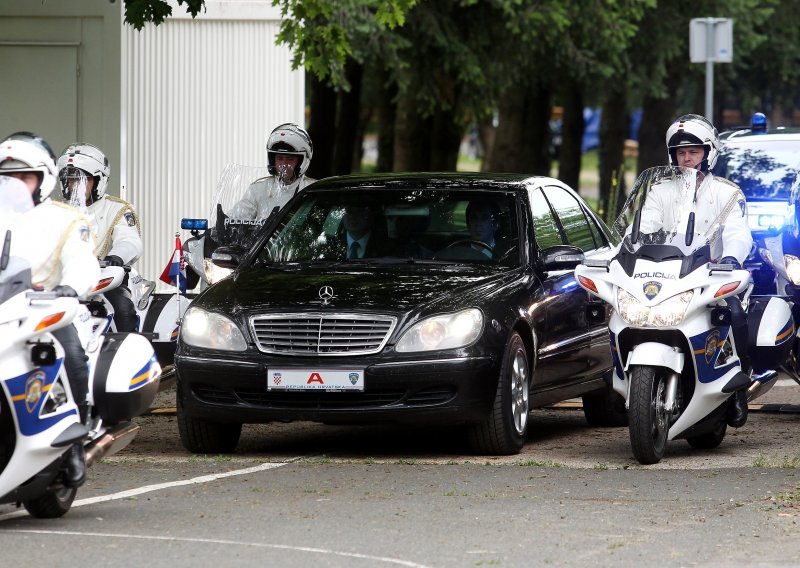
643, 281, 662, 300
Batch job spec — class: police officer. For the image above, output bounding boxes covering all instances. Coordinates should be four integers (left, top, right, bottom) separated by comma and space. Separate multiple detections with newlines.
57, 143, 142, 332
0, 132, 100, 487
230, 123, 315, 220
663, 114, 753, 427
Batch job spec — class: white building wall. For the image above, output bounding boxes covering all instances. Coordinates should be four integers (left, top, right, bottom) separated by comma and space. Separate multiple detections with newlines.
123, 3, 304, 286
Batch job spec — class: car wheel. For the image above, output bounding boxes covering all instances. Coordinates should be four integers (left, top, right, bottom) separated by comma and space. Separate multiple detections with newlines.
177, 382, 242, 454
582, 380, 628, 427
468, 332, 529, 455
686, 420, 727, 450
23, 486, 77, 519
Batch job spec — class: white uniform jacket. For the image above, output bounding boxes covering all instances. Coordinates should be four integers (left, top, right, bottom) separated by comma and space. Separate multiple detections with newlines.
7, 201, 100, 298
639, 173, 753, 264
88, 196, 143, 265
229, 175, 315, 221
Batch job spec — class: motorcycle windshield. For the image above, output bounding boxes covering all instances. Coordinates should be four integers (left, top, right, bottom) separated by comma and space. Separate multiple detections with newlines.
209, 164, 293, 250
612, 165, 747, 259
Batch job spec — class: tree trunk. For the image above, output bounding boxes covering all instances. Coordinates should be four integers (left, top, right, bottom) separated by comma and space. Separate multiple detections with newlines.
430, 106, 463, 171
558, 78, 584, 192
306, 74, 337, 179
637, 69, 681, 174
486, 81, 551, 174
332, 61, 364, 176
598, 86, 628, 221
375, 70, 397, 173
394, 90, 432, 171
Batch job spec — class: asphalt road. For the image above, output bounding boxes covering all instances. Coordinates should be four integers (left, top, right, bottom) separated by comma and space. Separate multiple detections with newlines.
2, 382, 799, 567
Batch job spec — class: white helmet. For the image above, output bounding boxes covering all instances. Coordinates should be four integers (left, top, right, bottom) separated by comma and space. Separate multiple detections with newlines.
57, 142, 110, 202
0, 132, 58, 204
266, 123, 313, 178
666, 114, 719, 171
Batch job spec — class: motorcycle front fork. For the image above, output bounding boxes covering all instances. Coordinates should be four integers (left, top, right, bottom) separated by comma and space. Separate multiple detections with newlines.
625, 369, 679, 414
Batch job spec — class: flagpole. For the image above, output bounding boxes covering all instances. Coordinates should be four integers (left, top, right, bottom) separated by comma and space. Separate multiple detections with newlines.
175, 231, 181, 328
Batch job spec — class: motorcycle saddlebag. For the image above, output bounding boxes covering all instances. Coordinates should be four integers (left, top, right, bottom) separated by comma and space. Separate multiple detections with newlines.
92, 333, 161, 424
747, 297, 795, 374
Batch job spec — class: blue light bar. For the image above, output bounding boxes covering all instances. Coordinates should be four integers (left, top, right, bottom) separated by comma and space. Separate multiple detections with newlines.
181, 218, 209, 231
751, 112, 767, 133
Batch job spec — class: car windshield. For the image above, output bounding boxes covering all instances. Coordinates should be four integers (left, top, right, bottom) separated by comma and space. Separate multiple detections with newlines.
254, 188, 520, 267
712, 139, 800, 200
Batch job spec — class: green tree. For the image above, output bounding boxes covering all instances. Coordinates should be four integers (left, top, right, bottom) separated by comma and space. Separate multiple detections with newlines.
124, 0, 205, 30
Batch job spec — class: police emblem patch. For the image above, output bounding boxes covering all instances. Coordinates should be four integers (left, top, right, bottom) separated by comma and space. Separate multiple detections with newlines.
124, 212, 136, 227
737, 199, 746, 217
349, 372, 359, 385
705, 330, 720, 364
79, 226, 90, 242
25, 371, 46, 414
643, 281, 662, 300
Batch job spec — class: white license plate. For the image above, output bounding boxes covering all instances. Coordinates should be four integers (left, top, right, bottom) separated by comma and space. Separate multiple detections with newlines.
267, 368, 365, 391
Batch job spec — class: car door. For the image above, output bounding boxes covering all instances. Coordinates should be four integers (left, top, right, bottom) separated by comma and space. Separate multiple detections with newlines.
526, 185, 590, 389
540, 184, 613, 383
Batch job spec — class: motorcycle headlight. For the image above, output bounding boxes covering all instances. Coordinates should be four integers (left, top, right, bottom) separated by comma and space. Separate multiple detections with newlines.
181, 307, 247, 351
785, 255, 800, 286
617, 289, 693, 327
396, 308, 483, 352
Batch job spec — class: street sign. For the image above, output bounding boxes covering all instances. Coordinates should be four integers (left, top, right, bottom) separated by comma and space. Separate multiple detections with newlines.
690, 18, 733, 63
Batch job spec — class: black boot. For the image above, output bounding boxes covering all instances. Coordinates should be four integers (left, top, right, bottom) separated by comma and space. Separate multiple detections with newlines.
726, 389, 749, 428
63, 442, 86, 488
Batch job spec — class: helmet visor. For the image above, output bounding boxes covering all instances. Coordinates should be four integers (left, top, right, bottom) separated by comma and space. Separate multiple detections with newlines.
59, 167, 91, 210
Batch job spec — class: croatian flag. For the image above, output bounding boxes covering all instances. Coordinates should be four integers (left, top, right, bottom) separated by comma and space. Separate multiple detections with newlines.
159, 236, 186, 293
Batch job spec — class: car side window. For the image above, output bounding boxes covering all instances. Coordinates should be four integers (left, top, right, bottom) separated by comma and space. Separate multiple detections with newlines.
528, 188, 564, 249
542, 185, 598, 252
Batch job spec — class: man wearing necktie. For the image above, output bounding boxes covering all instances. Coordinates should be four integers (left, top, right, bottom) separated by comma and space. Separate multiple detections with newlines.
343, 204, 374, 259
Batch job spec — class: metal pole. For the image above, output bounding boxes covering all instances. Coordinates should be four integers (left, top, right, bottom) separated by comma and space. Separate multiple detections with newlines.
704, 18, 715, 120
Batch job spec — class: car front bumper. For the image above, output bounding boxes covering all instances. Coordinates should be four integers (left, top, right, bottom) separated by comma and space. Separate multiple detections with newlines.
175, 350, 501, 425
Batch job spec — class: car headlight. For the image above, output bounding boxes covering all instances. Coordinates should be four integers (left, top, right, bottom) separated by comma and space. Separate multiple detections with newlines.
785, 255, 800, 285
181, 307, 247, 351
204, 258, 233, 285
616, 289, 693, 327
396, 308, 483, 352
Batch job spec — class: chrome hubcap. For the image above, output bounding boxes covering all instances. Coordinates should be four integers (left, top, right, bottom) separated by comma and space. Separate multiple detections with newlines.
510, 348, 529, 435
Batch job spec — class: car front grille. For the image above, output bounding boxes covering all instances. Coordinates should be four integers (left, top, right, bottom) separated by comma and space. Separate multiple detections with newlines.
250, 313, 397, 356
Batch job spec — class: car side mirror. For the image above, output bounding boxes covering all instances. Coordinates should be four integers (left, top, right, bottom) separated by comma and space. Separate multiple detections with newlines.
211, 246, 244, 269
538, 245, 584, 272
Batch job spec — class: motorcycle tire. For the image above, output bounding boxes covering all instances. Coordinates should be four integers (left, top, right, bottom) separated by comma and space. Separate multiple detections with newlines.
686, 420, 727, 450
23, 486, 77, 518
467, 332, 529, 455
628, 365, 669, 465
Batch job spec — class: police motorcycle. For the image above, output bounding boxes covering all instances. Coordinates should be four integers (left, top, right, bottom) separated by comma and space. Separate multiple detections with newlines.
182, 164, 292, 291
63, 172, 188, 368
87, 261, 189, 367
0, 189, 162, 518
575, 166, 794, 464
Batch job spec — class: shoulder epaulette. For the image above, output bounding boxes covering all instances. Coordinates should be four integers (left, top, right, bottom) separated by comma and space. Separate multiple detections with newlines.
105, 195, 134, 207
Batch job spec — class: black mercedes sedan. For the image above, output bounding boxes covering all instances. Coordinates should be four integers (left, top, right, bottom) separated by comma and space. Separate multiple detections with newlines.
175, 172, 624, 456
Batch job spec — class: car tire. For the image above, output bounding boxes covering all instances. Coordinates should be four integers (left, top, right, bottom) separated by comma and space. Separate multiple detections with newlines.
582, 381, 628, 427
23, 486, 77, 518
177, 382, 242, 454
468, 332, 529, 455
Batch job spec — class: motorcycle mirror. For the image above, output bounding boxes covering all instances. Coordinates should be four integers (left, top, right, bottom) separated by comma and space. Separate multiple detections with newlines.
685, 212, 695, 246
0, 230, 10, 271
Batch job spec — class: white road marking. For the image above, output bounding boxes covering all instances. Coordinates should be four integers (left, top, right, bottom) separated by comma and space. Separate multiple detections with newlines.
3, 529, 431, 567
0, 460, 294, 522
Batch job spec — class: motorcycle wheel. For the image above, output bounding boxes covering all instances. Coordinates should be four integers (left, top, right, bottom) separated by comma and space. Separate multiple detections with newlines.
686, 420, 727, 449
467, 332, 529, 455
628, 365, 669, 465
23, 486, 77, 518
177, 382, 242, 454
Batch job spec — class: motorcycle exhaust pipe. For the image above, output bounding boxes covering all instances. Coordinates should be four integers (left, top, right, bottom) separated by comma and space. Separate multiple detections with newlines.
747, 370, 779, 403
85, 422, 140, 468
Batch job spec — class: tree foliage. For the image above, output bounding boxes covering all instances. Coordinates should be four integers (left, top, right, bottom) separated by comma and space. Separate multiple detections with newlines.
124, 0, 205, 30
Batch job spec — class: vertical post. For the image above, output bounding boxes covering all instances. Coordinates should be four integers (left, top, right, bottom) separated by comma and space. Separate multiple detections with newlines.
175, 231, 181, 326
705, 18, 715, 120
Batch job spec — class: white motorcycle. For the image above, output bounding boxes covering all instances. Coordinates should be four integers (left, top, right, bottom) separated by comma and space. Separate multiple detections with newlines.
0, 234, 162, 518
575, 166, 794, 464
88, 261, 190, 368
